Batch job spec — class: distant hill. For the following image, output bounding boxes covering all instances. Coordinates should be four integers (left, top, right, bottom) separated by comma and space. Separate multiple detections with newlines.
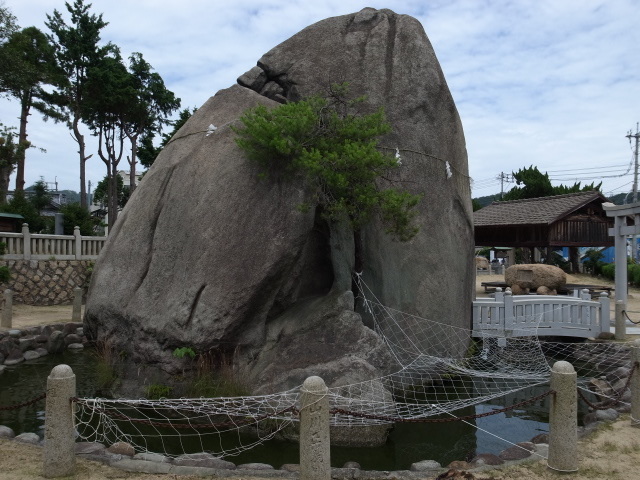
473, 193, 501, 209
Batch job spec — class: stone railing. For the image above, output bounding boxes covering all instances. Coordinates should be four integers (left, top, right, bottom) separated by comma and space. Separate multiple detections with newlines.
0, 224, 106, 261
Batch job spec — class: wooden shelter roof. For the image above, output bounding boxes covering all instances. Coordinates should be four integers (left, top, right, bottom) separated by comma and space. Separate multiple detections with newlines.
474, 191, 607, 227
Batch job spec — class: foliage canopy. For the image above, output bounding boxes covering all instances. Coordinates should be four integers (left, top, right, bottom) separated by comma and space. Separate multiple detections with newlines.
502, 165, 601, 201
233, 84, 421, 242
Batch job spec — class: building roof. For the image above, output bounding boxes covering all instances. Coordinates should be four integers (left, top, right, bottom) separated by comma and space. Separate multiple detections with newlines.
0, 213, 24, 220
474, 190, 607, 227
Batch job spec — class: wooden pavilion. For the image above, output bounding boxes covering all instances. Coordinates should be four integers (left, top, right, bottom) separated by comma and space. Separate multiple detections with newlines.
474, 191, 613, 267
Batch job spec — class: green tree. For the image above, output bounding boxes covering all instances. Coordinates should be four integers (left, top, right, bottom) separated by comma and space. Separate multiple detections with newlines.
502, 165, 601, 201
123, 52, 180, 191
83, 49, 133, 229
45, 0, 111, 208
0, 27, 62, 192
0, 2, 17, 46
137, 107, 195, 169
92, 173, 128, 209
59, 202, 96, 235
234, 83, 421, 271
0, 124, 27, 203
0, 190, 48, 232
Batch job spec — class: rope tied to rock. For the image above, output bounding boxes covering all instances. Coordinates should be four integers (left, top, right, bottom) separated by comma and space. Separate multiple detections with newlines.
0, 392, 46, 411
329, 389, 555, 424
577, 362, 638, 410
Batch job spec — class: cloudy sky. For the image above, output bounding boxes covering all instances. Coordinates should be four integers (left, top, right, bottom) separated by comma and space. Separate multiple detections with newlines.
1, 0, 638, 201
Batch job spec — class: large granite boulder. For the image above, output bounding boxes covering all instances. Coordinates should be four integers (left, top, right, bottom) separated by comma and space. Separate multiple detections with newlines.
84, 8, 472, 400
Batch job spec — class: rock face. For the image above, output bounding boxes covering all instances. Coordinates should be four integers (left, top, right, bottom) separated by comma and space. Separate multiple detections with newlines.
84, 8, 472, 398
505, 264, 566, 294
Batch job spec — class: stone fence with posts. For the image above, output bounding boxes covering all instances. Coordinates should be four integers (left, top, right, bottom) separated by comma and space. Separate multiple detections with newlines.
0, 224, 104, 305
10, 340, 637, 478
0, 224, 106, 261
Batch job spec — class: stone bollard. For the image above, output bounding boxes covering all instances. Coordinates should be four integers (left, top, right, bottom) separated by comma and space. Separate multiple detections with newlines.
547, 361, 578, 472
43, 364, 76, 478
1, 289, 13, 328
72, 287, 83, 322
300, 376, 330, 480
632, 339, 640, 425
615, 300, 626, 340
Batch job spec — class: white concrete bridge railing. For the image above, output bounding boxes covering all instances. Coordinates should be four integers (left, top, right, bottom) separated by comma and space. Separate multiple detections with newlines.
473, 288, 610, 338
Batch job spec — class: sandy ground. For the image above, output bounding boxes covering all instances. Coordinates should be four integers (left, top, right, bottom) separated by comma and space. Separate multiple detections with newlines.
1, 274, 639, 479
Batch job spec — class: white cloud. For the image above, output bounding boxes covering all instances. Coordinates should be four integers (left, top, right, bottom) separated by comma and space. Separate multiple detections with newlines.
0, 0, 638, 200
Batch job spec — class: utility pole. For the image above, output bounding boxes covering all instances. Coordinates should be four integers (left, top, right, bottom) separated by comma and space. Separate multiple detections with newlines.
497, 172, 512, 199
627, 123, 640, 261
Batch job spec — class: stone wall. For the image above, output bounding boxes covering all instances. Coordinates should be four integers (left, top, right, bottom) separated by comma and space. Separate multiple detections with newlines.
0, 260, 92, 305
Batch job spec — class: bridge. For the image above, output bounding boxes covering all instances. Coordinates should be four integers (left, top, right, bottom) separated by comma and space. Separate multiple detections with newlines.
472, 288, 610, 338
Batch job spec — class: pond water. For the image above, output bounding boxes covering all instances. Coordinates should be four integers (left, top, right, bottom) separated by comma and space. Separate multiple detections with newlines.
0, 349, 584, 470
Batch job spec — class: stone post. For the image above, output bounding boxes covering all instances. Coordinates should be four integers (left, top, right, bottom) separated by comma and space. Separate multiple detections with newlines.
22, 223, 31, 260
615, 300, 626, 341
547, 361, 578, 472
43, 364, 76, 478
631, 339, 640, 425
1, 289, 12, 328
73, 226, 82, 260
300, 376, 330, 480
72, 287, 83, 322
598, 292, 610, 335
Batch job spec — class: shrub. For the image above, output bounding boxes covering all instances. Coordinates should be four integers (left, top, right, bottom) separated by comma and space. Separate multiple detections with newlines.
601, 263, 615, 281
583, 249, 604, 275
145, 383, 173, 400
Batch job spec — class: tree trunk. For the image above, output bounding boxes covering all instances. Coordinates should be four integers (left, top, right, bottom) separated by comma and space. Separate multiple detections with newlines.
0, 165, 11, 205
569, 246, 580, 273
15, 95, 31, 192
128, 134, 138, 193
73, 116, 89, 209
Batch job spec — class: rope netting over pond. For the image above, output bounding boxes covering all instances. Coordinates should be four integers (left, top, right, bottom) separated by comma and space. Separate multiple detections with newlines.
72, 276, 637, 459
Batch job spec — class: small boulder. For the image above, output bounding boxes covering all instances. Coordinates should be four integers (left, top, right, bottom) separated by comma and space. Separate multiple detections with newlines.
64, 333, 82, 346
475, 257, 490, 270
536, 286, 556, 295
410, 459, 442, 471
597, 332, 615, 340
0, 425, 15, 438
498, 442, 535, 461
173, 452, 235, 469
23, 350, 40, 361
67, 343, 84, 350
46, 331, 65, 354
237, 463, 274, 470
595, 408, 619, 422
342, 461, 361, 469
530, 433, 549, 444
133, 452, 171, 463
470, 453, 504, 466
14, 432, 40, 445
4, 348, 24, 365
18, 337, 36, 352
447, 460, 472, 469
510, 284, 528, 295
75, 442, 106, 455
107, 441, 135, 456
